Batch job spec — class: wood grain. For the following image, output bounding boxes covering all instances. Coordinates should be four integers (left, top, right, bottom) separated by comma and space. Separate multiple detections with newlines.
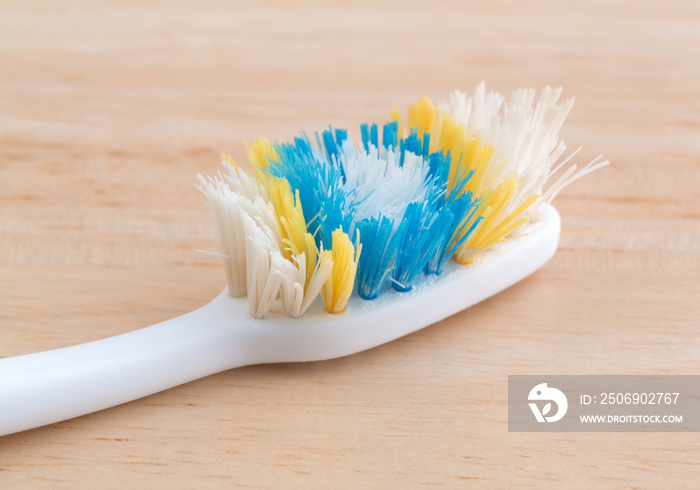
1, 0, 699, 487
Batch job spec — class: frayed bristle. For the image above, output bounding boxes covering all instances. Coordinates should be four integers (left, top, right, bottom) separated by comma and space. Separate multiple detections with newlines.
196, 169, 279, 298
391, 202, 442, 292
275, 250, 334, 319
355, 215, 400, 300
242, 214, 283, 318
322, 229, 360, 314
199, 83, 608, 319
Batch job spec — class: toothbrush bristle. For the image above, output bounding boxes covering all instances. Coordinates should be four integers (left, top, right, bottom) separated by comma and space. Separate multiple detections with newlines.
198, 83, 609, 319
322, 229, 360, 314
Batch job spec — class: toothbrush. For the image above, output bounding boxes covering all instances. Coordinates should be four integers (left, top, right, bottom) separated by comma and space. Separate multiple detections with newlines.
0, 84, 608, 437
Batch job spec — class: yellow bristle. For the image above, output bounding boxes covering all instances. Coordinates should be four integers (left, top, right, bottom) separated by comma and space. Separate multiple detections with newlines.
454, 176, 540, 264
434, 114, 496, 198
268, 181, 318, 290
425, 111, 543, 263
246, 138, 279, 169
407, 97, 437, 145
322, 229, 361, 314
220, 153, 236, 166
243, 169, 322, 294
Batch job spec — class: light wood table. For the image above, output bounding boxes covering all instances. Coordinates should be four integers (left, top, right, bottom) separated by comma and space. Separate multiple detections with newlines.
1, 1, 699, 487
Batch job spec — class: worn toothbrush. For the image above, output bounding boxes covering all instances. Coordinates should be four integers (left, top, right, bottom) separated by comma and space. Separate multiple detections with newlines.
0, 83, 608, 436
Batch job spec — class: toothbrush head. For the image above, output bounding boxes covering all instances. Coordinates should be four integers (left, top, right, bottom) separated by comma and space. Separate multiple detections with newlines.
198, 84, 608, 320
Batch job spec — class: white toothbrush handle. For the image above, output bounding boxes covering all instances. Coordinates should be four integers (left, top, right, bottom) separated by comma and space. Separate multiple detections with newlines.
0, 293, 250, 437
0, 206, 562, 437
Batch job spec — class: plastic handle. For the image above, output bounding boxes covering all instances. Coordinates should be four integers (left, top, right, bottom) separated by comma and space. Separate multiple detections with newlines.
0, 206, 562, 437
0, 293, 251, 437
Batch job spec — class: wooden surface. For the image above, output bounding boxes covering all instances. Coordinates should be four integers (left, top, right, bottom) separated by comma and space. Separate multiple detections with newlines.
1, 0, 699, 487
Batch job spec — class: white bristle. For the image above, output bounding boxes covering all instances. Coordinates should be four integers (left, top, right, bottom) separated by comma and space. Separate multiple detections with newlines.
542, 154, 610, 207
440, 83, 600, 221
221, 160, 269, 202
200, 161, 337, 318
242, 214, 283, 319
275, 252, 333, 318
196, 172, 280, 298
273, 253, 305, 317
340, 142, 428, 227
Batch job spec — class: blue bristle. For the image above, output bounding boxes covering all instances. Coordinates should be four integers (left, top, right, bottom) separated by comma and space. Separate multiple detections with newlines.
446, 158, 475, 202
335, 128, 347, 146
360, 123, 379, 150
320, 126, 347, 181
292, 132, 315, 158
428, 152, 476, 208
267, 134, 343, 236
426, 151, 450, 185
382, 121, 398, 153
370, 123, 378, 149
422, 207, 457, 275
391, 202, 444, 292
317, 189, 355, 250
355, 215, 401, 300
360, 123, 370, 152
321, 127, 338, 162
421, 133, 431, 158
425, 191, 482, 275
403, 129, 423, 157
259, 123, 488, 302
425, 183, 447, 213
